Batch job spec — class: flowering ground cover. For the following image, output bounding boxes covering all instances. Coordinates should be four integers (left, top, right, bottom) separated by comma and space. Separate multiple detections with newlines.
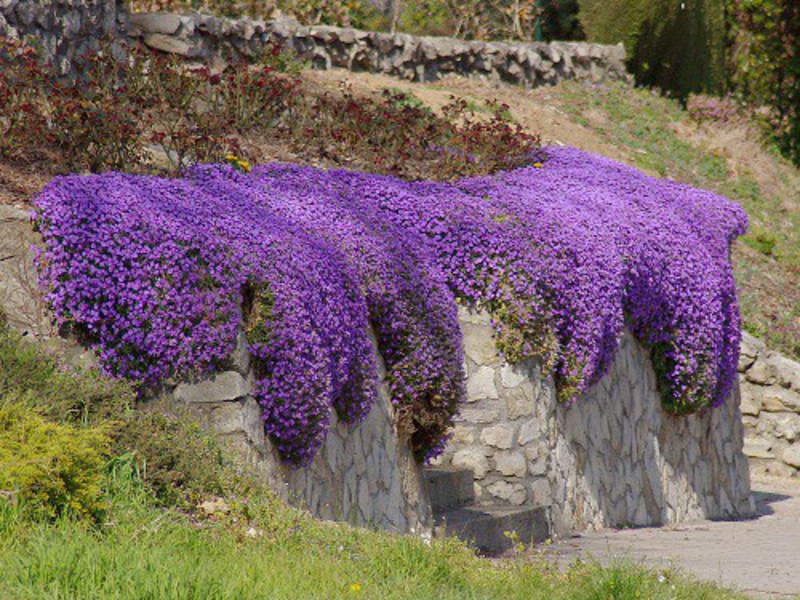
34, 147, 748, 466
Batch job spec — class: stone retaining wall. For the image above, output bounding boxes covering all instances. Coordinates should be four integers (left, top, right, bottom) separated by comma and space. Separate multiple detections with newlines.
739, 332, 800, 478
0, 205, 758, 537
432, 307, 754, 535
0, 205, 431, 534
165, 328, 432, 535
129, 12, 630, 87
0, 0, 128, 77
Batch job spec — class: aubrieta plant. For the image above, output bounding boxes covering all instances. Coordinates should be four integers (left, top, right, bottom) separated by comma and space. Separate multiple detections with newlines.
34, 147, 747, 465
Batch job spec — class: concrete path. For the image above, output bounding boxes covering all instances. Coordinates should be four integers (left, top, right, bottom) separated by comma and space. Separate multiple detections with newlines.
547, 477, 800, 598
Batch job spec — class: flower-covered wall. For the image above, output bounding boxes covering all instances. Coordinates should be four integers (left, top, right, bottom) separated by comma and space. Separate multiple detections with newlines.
437, 308, 754, 535
30, 146, 755, 536
163, 327, 432, 534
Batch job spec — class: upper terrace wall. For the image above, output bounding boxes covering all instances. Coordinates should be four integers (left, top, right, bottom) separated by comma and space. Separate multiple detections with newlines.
128, 12, 630, 87
0, 0, 128, 76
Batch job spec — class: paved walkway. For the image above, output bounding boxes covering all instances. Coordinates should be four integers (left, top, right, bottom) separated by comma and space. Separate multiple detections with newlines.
548, 477, 800, 598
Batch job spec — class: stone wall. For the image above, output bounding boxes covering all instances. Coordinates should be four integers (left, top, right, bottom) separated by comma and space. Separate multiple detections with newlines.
165, 329, 432, 535
0, 204, 431, 534
739, 332, 800, 478
433, 307, 754, 535
129, 12, 630, 87
0, 0, 128, 77
0, 205, 760, 540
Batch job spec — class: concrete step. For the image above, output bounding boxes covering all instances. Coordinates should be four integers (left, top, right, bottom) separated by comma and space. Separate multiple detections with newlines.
434, 504, 550, 556
424, 467, 475, 510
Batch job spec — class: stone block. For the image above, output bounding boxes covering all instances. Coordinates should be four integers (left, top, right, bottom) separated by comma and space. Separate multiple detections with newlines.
462, 323, 499, 365
518, 419, 541, 446
782, 446, 800, 469
481, 424, 515, 449
144, 32, 193, 56
746, 358, 775, 385
494, 451, 527, 477
774, 415, 800, 443
450, 425, 475, 444
506, 384, 535, 419
762, 386, 800, 412
208, 402, 244, 434
739, 386, 761, 416
742, 438, 773, 459
500, 363, 527, 388
467, 366, 499, 400
457, 408, 500, 424
130, 12, 182, 35
772, 354, 800, 391
486, 481, 527, 505
174, 371, 249, 403
452, 448, 490, 479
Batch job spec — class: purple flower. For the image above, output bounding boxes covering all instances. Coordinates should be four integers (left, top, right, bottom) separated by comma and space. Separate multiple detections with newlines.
33, 146, 746, 465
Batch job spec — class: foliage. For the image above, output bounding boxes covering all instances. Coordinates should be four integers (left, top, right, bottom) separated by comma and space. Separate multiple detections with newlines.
578, 0, 727, 100
0, 316, 229, 508
112, 409, 225, 508
686, 93, 744, 124
0, 395, 110, 521
0, 38, 541, 180
0, 468, 749, 599
293, 86, 544, 180
0, 39, 49, 160
127, 0, 584, 41
0, 321, 134, 424
725, 0, 800, 165
552, 80, 799, 359
141, 43, 300, 172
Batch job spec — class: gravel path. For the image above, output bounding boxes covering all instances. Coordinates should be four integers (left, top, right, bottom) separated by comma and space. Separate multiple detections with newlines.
547, 477, 800, 598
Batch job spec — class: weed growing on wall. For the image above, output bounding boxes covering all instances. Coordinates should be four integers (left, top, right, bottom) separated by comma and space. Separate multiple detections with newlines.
34, 146, 746, 465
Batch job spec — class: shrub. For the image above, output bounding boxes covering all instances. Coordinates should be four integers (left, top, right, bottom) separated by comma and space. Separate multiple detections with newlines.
0, 396, 110, 521
686, 93, 743, 124
291, 86, 544, 180
112, 409, 225, 508
0, 39, 49, 160
0, 321, 134, 425
0, 314, 225, 508
578, 0, 727, 100
726, 0, 800, 165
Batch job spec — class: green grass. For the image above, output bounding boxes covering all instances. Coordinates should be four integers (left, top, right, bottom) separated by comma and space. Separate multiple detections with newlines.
0, 313, 749, 599
0, 477, 748, 600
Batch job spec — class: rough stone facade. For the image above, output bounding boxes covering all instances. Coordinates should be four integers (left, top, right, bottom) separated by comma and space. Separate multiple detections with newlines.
129, 12, 630, 87
433, 307, 755, 535
738, 332, 800, 479
0, 0, 128, 77
165, 329, 432, 535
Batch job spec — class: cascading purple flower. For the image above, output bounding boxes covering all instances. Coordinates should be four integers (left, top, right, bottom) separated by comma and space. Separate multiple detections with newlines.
34, 146, 747, 465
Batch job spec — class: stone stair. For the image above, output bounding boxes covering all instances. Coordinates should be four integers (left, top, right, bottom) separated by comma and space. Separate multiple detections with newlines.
425, 467, 550, 555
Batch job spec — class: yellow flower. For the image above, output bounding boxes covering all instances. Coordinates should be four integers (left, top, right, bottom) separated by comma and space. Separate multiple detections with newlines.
225, 154, 237, 161
533, 162, 543, 168
237, 160, 251, 173
348, 583, 362, 592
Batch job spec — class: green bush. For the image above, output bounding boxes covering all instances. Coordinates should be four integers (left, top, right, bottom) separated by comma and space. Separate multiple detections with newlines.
726, 0, 799, 165
0, 396, 110, 521
578, 0, 727, 100
0, 315, 225, 510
